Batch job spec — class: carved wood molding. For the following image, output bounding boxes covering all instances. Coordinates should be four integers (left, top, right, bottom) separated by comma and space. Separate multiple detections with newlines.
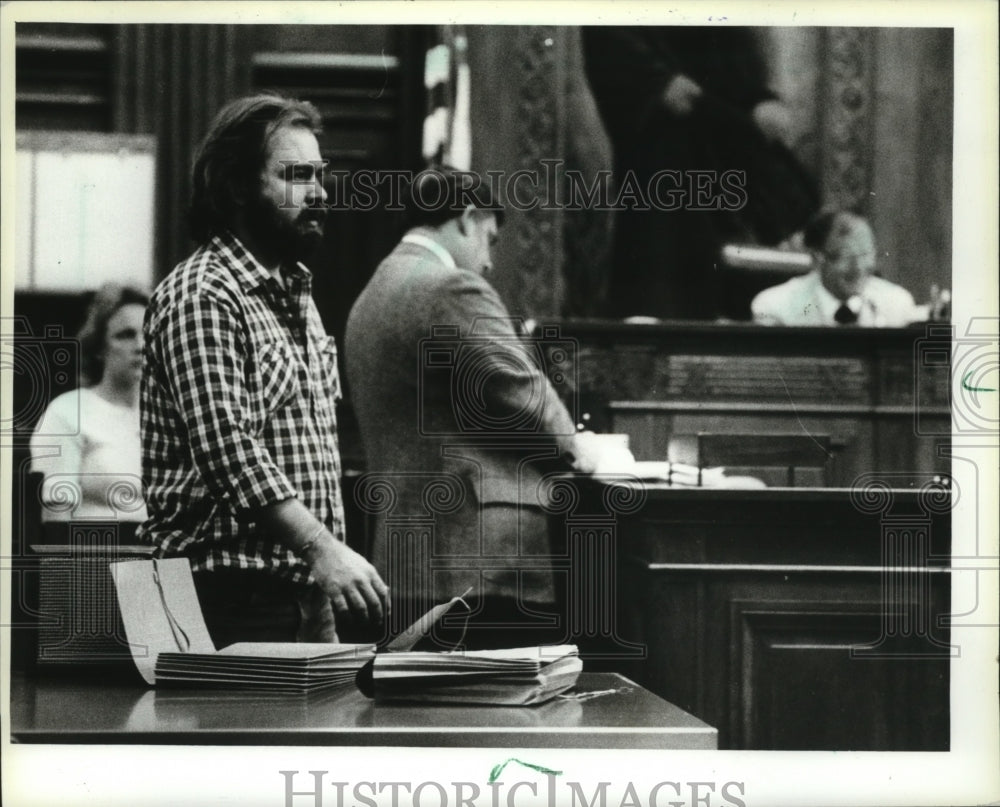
821, 28, 876, 213
510, 26, 565, 316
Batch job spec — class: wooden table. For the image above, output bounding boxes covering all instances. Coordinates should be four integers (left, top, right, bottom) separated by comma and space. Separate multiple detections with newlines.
9, 671, 717, 749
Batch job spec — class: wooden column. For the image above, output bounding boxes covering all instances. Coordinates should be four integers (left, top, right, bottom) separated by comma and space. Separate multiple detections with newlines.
819, 27, 878, 215
869, 28, 953, 294
468, 26, 568, 318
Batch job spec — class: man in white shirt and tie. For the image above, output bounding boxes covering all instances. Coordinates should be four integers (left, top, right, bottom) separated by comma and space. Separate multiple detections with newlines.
751, 209, 918, 327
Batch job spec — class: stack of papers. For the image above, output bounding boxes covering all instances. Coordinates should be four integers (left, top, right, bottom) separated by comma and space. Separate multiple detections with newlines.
597, 461, 765, 488
632, 461, 725, 486
156, 642, 376, 693
369, 644, 582, 706
111, 558, 374, 691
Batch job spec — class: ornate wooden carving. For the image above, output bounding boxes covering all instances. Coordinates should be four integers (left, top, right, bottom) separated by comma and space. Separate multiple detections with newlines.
509, 26, 565, 317
821, 28, 876, 213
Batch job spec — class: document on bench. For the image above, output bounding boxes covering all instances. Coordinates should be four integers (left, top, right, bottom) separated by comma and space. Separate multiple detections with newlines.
111, 558, 374, 692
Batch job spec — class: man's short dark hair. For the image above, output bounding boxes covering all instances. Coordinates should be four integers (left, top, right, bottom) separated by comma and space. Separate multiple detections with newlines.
802, 208, 866, 253
404, 165, 505, 229
189, 93, 323, 243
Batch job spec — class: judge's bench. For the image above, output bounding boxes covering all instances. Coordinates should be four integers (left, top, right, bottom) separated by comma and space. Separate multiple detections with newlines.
540, 319, 952, 750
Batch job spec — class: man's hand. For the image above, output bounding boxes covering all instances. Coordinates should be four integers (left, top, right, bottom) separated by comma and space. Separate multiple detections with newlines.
752, 100, 793, 147
662, 73, 703, 117
303, 535, 389, 625
258, 498, 389, 625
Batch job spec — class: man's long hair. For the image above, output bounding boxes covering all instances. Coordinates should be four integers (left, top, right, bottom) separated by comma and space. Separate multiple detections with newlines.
188, 93, 323, 243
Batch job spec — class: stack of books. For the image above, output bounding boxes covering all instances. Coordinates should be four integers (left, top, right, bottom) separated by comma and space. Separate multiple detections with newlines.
366, 644, 582, 706
155, 642, 375, 694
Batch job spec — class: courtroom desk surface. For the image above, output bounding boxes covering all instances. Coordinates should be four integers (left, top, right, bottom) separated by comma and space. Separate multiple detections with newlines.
9, 672, 717, 749
551, 317, 938, 349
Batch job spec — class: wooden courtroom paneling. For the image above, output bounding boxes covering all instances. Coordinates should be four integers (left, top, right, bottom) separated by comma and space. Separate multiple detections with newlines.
15, 24, 117, 132
114, 25, 254, 275
735, 602, 949, 750
601, 486, 952, 751
467, 25, 568, 318
548, 319, 951, 486
869, 28, 953, 299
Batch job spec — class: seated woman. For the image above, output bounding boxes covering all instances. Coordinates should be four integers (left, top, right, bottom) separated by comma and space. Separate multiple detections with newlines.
751, 209, 918, 327
30, 284, 149, 523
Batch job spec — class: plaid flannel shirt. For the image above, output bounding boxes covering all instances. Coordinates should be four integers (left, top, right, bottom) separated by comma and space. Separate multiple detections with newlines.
137, 232, 344, 584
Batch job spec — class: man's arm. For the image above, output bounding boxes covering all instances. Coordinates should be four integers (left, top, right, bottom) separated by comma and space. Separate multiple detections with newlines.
870, 277, 919, 328
440, 274, 616, 473
441, 275, 577, 447
257, 499, 387, 624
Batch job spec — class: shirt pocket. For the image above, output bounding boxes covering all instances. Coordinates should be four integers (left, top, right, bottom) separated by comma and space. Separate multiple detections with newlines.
315, 335, 342, 404
256, 341, 301, 415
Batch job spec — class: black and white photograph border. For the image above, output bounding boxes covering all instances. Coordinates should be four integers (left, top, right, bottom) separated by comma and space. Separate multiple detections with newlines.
1, 1, 997, 806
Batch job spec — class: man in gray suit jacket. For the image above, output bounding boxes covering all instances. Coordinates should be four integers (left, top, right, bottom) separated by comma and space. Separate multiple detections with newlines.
346, 167, 601, 649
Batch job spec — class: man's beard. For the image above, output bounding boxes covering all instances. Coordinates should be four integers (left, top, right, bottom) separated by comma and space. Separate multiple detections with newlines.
244, 195, 327, 264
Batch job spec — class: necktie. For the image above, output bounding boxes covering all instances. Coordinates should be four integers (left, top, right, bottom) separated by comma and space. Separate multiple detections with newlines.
835, 302, 859, 325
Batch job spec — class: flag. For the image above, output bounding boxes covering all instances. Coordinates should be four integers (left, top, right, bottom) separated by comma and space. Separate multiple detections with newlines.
422, 25, 472, 170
